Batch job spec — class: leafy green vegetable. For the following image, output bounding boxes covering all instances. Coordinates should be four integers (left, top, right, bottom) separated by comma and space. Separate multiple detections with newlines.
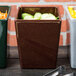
24, 15, 33, 20
22, 12, 58, 20
34, 12, 42, 20
41, 13, 57, 20
56, 17, 59, 19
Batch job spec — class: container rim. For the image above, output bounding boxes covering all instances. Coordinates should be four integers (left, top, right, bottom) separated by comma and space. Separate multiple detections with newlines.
16, 6, 61, 21
0, 6, 11, 21
15, 19, 61, 23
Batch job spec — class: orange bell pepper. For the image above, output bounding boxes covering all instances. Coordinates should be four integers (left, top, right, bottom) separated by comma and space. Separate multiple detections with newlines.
0, 10, 7, 19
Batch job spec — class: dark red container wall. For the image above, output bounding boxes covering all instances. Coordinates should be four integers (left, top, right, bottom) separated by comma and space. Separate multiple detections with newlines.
15, 7, 61, 69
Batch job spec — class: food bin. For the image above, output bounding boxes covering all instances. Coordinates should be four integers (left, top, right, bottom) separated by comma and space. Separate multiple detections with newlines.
15, 7, 61, 69
65, 6, 76, 68
0, 6, 10, 68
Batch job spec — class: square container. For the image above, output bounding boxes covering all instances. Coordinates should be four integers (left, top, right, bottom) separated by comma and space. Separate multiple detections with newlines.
65, 6, 76, 68
0, 6, 10, 68
15, 7, 61, 69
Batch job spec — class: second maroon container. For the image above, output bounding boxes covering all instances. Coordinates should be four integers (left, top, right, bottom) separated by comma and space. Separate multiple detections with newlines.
15, 7, 61, 69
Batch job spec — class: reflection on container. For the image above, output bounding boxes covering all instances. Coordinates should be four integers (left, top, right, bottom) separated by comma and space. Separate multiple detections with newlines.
0, 22, 3, 38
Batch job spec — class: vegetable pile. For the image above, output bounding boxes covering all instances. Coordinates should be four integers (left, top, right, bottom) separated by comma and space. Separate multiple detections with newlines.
22, 12, 59, 20
68, 6, 76, 18
0, 10, 7, 19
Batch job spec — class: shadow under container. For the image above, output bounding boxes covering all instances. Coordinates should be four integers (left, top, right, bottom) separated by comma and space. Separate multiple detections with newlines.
15, 7, 61, 69
0, 6, 10, 68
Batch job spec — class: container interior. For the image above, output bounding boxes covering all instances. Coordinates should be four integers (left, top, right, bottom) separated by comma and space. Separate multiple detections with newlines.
17, 7, 59, 19
0, 6, 10, 20
0, 6, 9, 13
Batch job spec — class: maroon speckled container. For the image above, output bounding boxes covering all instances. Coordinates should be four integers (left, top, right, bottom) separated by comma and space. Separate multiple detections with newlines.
15, 7, 61, 69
